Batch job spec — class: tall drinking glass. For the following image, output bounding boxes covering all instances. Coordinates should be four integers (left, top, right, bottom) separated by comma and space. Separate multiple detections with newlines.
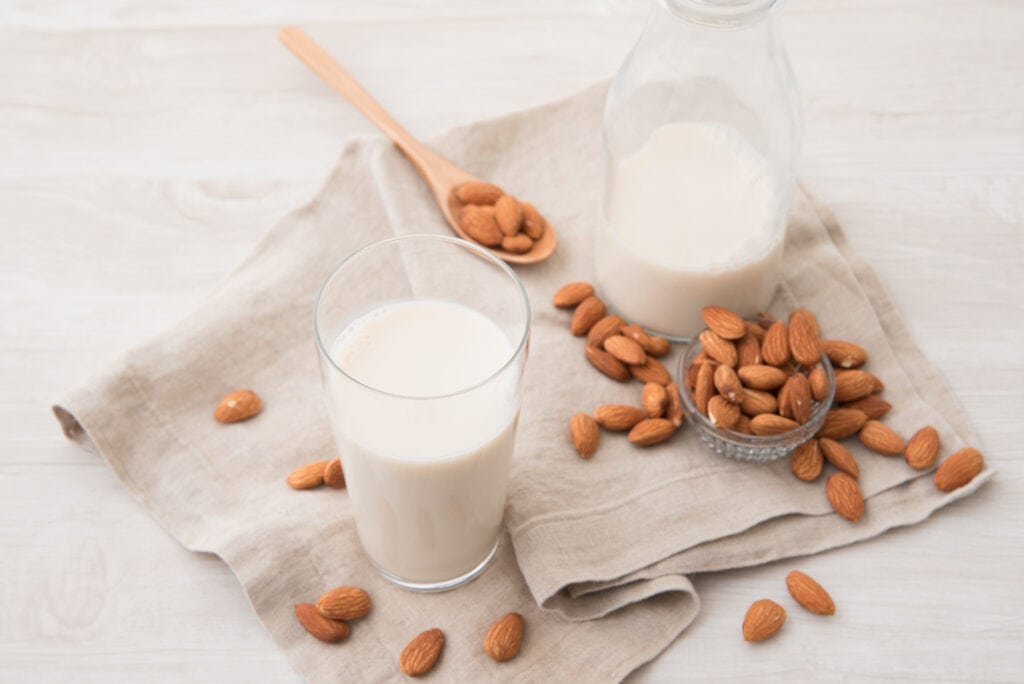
314, 235, 530, 592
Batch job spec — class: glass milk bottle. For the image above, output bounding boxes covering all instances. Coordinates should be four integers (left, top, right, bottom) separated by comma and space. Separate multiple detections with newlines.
596, 0, 802, 339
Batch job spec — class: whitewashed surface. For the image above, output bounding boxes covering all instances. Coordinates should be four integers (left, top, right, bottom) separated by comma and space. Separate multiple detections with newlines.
1, 0, 1022, 681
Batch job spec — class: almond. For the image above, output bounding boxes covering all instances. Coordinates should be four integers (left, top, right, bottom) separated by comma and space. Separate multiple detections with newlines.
585, 346, 630, 382
808, 366, 830, 402
456, 181, 502, 205
621, 324, 670, 357
700, 330, 738, 367
740, 388, 778, 416
784, 374, 813, 425
833, 370, 875, 403
750, 413, 800, 436
737, 364, 787, 391
707, 396, 741, 430
629, 357, 671, 385
501, 233, 533, 254
287, 460, 329, 490
494, 195, 523, 236
777, 379, 794, 419
628, 418, 676, 446
316, 586, 371, 621
733, 414, 754, 434
842, 395, 892, 420
858, 420, 905, 456
701, 306, 746, 340
665, 382, 684, 427
520, 201, 546, 240
323, 458, 346, 489
934, 447, 984, 492
826, 472, 864, 521
570, 296, 606, 336
570, 413, 599, 458
552, 281, 594, 308
294, 603, 350, 643
214, 389, 262, 423
757, 312, 777, 328
459, 205, 503, 246
788, 309, 822, 366
399, 628, 444, 677
685, 359, 701, 390
905, 426, 940, 469
586, 315, 625, 348
742, 599, 786, 642
761, 321, 791, 367
482, 612, 524, 662
594, 404, 647, 431
642, 382, 669, 418
604, 335, 646, 366
713, 364, 745, 404
744, 320, 768, 342
736, 334, 762, 366
816, 409, 868, 440
785, 571, 835, 616
694, 362, 714, 415
791, 439, 823, 481
819, 438, 860, 478
821, 339, 868, 369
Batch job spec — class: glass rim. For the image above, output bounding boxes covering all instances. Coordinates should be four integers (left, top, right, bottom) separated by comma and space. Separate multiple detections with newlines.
313, 234, 532, 402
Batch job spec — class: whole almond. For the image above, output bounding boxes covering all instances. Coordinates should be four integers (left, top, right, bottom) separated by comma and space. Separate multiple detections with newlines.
714, 364, 745, 404
742, 599, 786, 642
736, 334, 762, 366
842, 395, 892, 420
707, 396, 741, 430
459, 205, 503, 246
791, 439, 823, 481
686, 359, 702, 390
628, 418, 676, 446
629, 357, 671, 385
323, 458, 346, 489
737, 364, 787, 391
501, 233, 533, 254
761, 321, 791, 367
494, 195, 523, 236
294, 603, 350, 643
858, 420, 905, 456
594, 404, 647, 431
785, 571, 835, 616
740, 388, 778, 416
695, 362, 716, 412
604, 335, 646, 366
552, 281, 594, 308
819, 438, 860, 478
833, 370, 875, 403
808, 366, 830, 402
642, 382, 669, 418
905, 426, 940, 469
700, 330, 738, 367
777, 378, 794, 419
586, 315, 625, 348
665, 382, 684, 427
821, 339, 868, 369
288, 460, 329, 490
934, 447, 984, 491
744, 321, 768, 342
214, 389, 262, 423
750, 414, 800, 436
701, 306, 746, 340
816, 409, 869, 440
585, 346, 630, 382
644, 335, 672, 358
785, 374, 813, 425
520, 201, 546, 240
483, 612, 524, 662
456, 181, 502, 205
621, 324, 655, 354
399, 628, 444, 677
788, 309, 822, 366
570, 413, 599, 458
571, 296, 606, 336
826, 472, 865, 521
316, 586, 371, 621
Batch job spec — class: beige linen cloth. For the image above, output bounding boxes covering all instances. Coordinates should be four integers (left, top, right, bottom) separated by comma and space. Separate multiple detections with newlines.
54, 83, 991, 682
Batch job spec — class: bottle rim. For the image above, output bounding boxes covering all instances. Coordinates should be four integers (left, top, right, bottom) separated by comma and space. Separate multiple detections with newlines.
659, 0, 779, 26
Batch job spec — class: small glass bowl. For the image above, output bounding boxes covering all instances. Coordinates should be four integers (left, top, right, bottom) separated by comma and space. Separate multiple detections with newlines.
677, 336, 836, 463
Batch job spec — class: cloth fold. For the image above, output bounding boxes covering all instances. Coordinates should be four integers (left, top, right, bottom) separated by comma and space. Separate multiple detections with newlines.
54, 82, 990, 682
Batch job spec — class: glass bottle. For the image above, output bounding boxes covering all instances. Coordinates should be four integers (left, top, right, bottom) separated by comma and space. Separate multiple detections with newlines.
596, 0, 802, 339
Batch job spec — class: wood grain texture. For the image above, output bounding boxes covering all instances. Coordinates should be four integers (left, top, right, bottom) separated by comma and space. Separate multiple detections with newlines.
2, 0, 1021, 682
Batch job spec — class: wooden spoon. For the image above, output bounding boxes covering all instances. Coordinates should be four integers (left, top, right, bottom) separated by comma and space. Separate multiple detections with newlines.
278, 27, 557, 265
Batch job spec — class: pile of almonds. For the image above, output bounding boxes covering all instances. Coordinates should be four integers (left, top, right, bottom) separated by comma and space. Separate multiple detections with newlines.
743, 570, 835, 642
553, 281, 684, 456
454, 181, 548, 255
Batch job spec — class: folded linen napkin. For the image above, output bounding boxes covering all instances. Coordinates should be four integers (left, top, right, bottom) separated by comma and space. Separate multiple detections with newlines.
54, 82, 991, 681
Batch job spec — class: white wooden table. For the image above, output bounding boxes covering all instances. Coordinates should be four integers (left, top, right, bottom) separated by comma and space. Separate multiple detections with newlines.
2, 1, 1021, 681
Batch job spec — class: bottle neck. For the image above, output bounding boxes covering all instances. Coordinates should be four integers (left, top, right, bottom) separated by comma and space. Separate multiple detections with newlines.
659, 0, 779, 28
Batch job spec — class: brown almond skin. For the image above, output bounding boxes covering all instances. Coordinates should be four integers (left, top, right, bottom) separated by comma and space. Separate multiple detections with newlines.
294, 603, 350, 643
761, 321, 791, 367
316, 586, 372, 620
570, 296, 606, 336
740, 388, 778, 416
214, 389, 262, 423
694, 362, 716, 415
826, 473, 865, 521
785, 374, 813, 425
745, 320, 768, 342
737, 364, 787, 391
642, 382, 669, 418
456, 181, 502, 204
858, 420, 905, 456
700, 330, 738, 367
400, 628, 445, 677
288, 460, 329, 490
791, 439, 823, 481
603, 335, 646, 366
819, 438, 860, 478
842, 394, 892, 420
628, 418, 676, 446
570, 413, 599, 458
707, 396, 740, 430
701, 306, 746, 340
833, 370, 876, 403
644, 335, 672, 358
501, 233, 533, 254
552, 281, 594, 308
459, 206, 503, 246
494, 195, 523, 236
816, 409, 868, 440
629, 357, 671, 385
788, 309, 822, 366
934, 447, 984, 492
714, 364, 745, 404
594, 405, 647, 431
743, 599, 786, 642
323, 458, 346, 489
586, 315, 625, 348
736, 334, 762, 366
520, 201, 546, 239
665, 382, 684, 427
808, 366, 830, 402
750, 414, 800, 436
821, 339, 868, 369
905, 426, 940, 469
585, 346, 631, 382
785, 571, 835, 615
483, 612, 524, 662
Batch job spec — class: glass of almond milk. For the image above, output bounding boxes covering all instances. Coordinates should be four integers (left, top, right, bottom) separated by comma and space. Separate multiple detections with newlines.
314, 235, 529, 591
